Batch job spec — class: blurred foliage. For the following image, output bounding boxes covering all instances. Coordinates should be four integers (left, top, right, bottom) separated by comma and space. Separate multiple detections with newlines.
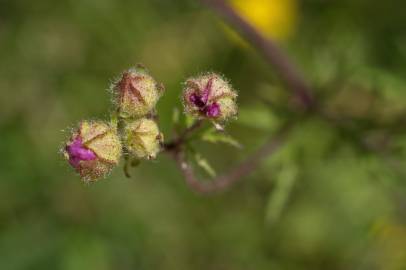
1, 0, 406, 269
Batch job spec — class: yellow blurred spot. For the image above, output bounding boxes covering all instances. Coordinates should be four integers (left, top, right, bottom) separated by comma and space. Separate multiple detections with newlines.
229, 0, 298, 41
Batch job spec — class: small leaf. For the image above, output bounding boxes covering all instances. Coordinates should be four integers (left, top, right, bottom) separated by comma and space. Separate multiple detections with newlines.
265, 164, 298, 225
184, 114, 195, 128
194, 153, 216, 178
172, 107, 183, 134
172, 107, 180, 125
201, 129, 243, 149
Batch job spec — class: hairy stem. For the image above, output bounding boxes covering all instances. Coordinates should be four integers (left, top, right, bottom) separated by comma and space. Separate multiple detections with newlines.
164, 120, 204, 150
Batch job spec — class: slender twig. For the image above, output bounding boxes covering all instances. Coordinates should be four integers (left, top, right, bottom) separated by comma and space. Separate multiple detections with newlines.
172, 123, 292, 194
200, 0, 315, 109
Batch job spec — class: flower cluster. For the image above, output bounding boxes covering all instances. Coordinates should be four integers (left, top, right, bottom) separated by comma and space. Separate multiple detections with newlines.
62, 66, 237, 182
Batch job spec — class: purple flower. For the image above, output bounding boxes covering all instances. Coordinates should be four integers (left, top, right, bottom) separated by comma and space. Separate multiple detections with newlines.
189, 93, 206, 108
205, 103, 220, 117
187, 78, 221, 118
183, 73, 237, 123
65, 136, 96, 169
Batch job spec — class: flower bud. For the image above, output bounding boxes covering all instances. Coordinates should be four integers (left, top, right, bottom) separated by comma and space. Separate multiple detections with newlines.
113, 66, 163, 118
183, 73, 237, 122
123, 118, 163, 160
63, 121, 122, 182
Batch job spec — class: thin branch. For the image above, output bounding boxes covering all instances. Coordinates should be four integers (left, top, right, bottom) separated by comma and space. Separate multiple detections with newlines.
173, 123, 292, 194
200, 0, 315, 109
164, 120, 204, 150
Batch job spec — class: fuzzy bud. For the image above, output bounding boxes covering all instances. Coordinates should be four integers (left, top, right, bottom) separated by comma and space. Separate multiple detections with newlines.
63, 121, 122, 182
113, 66, 163, 118
123, 118, 163, 160
183, 73, 237, 122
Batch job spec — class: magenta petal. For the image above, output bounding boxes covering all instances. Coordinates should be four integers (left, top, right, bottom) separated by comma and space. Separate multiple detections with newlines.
205, 103, 220, 118
201, 78, 213, 103
189, 93, 205, 108
66, 137, 96, 169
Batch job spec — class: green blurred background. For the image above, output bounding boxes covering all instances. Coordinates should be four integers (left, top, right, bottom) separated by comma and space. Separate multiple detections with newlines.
1, 0, 406, 269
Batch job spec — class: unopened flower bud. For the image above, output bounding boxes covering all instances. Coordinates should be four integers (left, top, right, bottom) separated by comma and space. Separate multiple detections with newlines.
183, 73, 237, 122
123, 118, 163, 160
63, 121, 122, 182
113, 66, 163, 118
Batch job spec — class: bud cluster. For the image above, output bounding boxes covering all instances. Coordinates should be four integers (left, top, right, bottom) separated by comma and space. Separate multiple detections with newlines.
61, 65, 237, 182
